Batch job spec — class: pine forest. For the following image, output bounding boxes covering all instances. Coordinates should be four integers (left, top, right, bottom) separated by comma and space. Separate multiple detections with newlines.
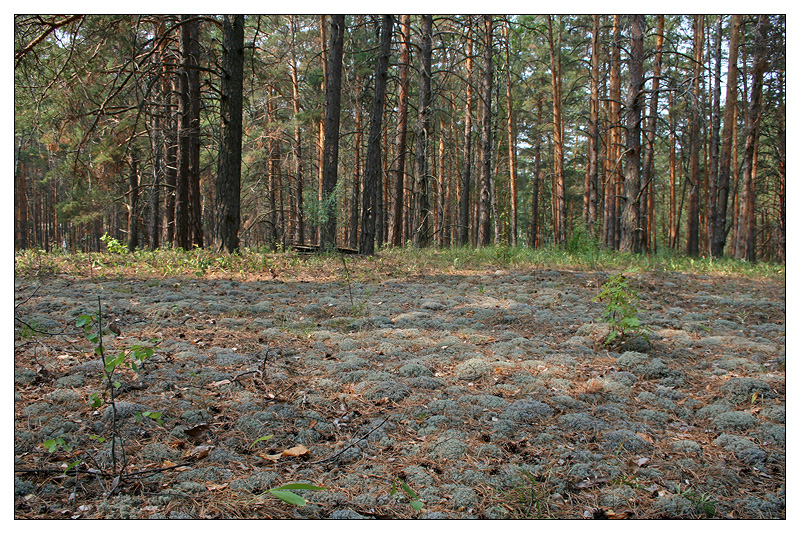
14, 15, 786, 261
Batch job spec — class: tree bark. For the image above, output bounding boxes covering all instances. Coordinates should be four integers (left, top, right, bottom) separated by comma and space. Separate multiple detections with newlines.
686, 15, 704, 257
457, 17, 474, 247
181, 16, 203, 248
127, 152, 140, 252
641, 14, 663, 252
547, 15, 566, 245
620, 15, 645, 253
319, 14, 345, 251
359, 15, 393, 255
413, 14, 433, 248
503, 18, 518, 247
476, 15, 493, 247
389, 15, 410, 247
706, 16, 723, 255
735, 15, 769, 261
586, 15, 600, 237
711, 15, 741, 257
214, 15, 244, 253
289, 15, 305, 245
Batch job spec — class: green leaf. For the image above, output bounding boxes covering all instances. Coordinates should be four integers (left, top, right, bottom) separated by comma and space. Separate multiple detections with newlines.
271, 483, 326, 491
249, 434, 274, 450
76, 315, 92, 328
410, 499, 424, 511
400, 480, 419, 500
268, 490, 306, 507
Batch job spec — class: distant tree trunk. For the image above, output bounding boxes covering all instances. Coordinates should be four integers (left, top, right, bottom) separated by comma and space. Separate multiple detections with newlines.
349, 104, 362, 250
457, 17, 474, 247
735, 15, 769, 262
620, 15, 644, 253
686, 15, 704, 257
15, 143, 28, 250
214, 14, 244, 253
641, 14, 663, 252
711, 15, 741, 257
319, 14, 345, 251
586, 15, 600, 237
476, 15, 493, 247
359, 15, 392, 255
164, 71, 178, 246
413, 14, 433, 248
668, 92, 677, 249
389, 15, 410, 247
127, 152, 140, 252
530, 98, 543, 248
289, 16, 305, 245
546, 15, 566, 245
503, 18, 518, 247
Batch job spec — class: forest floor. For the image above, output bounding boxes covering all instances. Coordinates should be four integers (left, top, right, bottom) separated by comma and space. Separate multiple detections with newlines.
13, 249, 786, 519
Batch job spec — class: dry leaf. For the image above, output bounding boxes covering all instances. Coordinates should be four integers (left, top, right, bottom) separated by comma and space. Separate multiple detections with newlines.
257, 452, 283, 461
184, 423, 210, 439
282, 444, 309, 457
209, 379, 232, 388
184, 444, 215, 460
604, 509, 633, 519
206, 483, 229, 491
574, 475, 611, 490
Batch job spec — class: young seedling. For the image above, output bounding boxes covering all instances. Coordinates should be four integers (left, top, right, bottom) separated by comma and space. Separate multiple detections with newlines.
593, 273, 651, 345
391, 478, 424, 511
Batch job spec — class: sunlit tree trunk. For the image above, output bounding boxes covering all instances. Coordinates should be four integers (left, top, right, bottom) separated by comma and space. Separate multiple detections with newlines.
620, 14, 644, 253
503, 18, 518, 247
547, 15, 566, 245
735, 16, 768, 261
389, 15, 410, 247
457, 17, 474, 247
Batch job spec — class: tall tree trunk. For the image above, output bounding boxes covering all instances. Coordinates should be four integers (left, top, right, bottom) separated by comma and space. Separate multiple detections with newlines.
547, 15, 566, 245
706, 16, 723, 255
686, 15, 704, 256
620, 15, 645, 253
735, 15, 769, 261
215, 14, 244, 253
164, 71, 178, 246
127, 152, 140, 252
413, 14, 433, 247
641, 14, 663, 252
604, 15, 621, 249
711, 15, 741, 257
503, 18, 518, 247
289, 15, 305, 245
476, 15, 493, 247
184, 15, 203, 248
319, 14, 345, 251
359, 15, 393, 255
175, 17, 191, 250
586, 15, 600, 237
457, 17, 474, 247
389, 15, 410, 247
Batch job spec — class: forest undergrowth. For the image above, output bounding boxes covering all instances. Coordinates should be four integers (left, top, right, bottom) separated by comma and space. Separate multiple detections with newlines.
13, 247, 785, 519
